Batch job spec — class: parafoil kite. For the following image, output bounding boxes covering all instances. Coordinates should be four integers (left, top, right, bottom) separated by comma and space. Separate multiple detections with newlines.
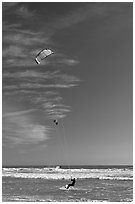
35, 49, 54, 64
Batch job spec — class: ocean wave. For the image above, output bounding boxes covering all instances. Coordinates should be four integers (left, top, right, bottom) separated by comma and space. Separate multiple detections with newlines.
2, 167, 133, 181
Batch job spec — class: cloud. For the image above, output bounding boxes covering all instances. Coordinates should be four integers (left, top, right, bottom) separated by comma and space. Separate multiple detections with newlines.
3, 58, 38, 67
43, 101, 71, 119
43, 3, 105, 33
54, 59, 79, 66
43, 102, 70, 109
3, 83, 78, 90
3, 90, 57, 98
3, 33, 47, 46
3, 2, 35, 20
3, 123, 50, 146
31, 2, 132, 49
50, 5, 90, 30
3, 70, 80, 80
3, 111, 51, 147
3, 70, 49, 78
2, 21, 21, 32
2, 2, 19, 11
3, 3, 115, 37
60, 59, 79, 66
2, 3, 80, 68
15, 6, 35, 19
45, 107, 70, 119
2, 29, 50, 67
3, 68, 80, 119
2, 2, 81, 123
3, 71, 80, 89
3, 70, 60, 80
3, 21, 39, 35
3, 109, 36, 118
3, 45, 26, 58
3, 3, 51, 68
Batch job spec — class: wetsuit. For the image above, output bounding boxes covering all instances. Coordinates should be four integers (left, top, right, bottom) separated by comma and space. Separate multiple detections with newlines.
66, 178, 76, 189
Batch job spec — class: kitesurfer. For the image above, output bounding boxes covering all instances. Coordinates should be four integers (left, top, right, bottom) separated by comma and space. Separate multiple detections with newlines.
66, 177, 76, 189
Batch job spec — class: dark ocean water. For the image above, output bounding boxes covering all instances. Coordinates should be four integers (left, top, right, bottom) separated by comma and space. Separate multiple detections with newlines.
2, 165, 133, 202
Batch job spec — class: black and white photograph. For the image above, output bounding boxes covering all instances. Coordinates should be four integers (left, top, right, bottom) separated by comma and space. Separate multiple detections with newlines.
2, 2, 133, 202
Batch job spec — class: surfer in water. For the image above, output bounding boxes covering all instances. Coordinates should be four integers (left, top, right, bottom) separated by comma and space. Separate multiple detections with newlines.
66, 177, 76, 189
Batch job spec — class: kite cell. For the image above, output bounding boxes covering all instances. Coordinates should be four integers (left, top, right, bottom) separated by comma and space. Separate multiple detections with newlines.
35, 49, 54, 64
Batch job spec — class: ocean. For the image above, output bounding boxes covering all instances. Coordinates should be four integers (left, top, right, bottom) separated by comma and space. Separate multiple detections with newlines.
2, 165, 133, 202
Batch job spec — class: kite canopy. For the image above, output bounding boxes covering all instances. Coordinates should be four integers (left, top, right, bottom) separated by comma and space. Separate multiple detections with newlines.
35, 49, 54, 64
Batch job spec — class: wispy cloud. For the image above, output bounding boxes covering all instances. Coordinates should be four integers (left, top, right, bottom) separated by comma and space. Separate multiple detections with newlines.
3, 69, 79, 119
3, 109, 36, 118
2, 29, 50, 67
3, 111, 51, 147
48, 3, 131, 33
43, 3, 106, 33
45, 107, 70, 119
2, 3, 52, 67
3, 70, 80, 83
15, 5, 35, 19
43, 102, 70, 109
3, 33, 47, 46
54, 58, 79, 66
60, 59, 79, 66
3, 45, 26, 58
42, 101, 71, 119
3, 83, 78, 90
2, 2, 81, 132
3, 70, 80, 90
3, 2, 35, 20
3, 2, 80, 68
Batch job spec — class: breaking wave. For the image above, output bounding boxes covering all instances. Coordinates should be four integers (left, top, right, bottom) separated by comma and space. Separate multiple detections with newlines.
2, 166, 132, 181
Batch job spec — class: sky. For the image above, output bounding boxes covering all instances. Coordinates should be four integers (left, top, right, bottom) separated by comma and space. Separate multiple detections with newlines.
2, 2, 133, 166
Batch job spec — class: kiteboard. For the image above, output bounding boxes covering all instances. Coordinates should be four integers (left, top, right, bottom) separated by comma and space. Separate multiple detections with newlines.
60, 186, 77, 190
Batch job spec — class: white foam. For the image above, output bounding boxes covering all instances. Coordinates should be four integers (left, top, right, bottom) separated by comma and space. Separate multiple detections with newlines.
2, 167, 133, 181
